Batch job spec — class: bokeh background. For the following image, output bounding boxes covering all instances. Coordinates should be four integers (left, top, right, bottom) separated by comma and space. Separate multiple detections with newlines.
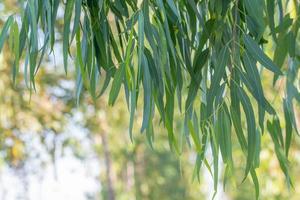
0, 0, 300, 199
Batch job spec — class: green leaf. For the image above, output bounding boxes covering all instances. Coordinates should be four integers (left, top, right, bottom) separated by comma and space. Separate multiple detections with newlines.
238, 87, 256, 179
241, 53, 275, 115
244, 0, 265, 38
155, 0, 177, 63
185, 48, 209, 112
124, 27, 136, 140
129, 68, 137, 142
267, 119, 292, 187
266, 0, 277, 41
254, 129, 261, 168
192, 126, 209, 182
63, 0, 75, 73
210, 126, 219, 196
165, 88, 180, 154
50, 0, 59, 50
274, 14, 293, 34
137, 11, 144, 85
188, 120, 201, 153
141, 54, 152, 133
11, 21, 20, 84
287, 31, 296, 58
28, 0, 38, 88
273, 33, 288, 69
243, 34, 282, 75
216, 105, 232, 166
207, 46, 229, 115
71, 0, 82, 43
166, 0, 180, 19
283, 99, 293, 157
0, 16, 14, 53
250, 169, 260, 200
109, 64, 125, 106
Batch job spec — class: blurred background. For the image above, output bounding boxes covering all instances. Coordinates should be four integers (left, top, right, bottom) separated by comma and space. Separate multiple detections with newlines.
0, 0, 300, 199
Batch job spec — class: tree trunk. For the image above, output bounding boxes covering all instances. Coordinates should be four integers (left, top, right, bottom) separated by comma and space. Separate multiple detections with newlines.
100, 132, 116, 200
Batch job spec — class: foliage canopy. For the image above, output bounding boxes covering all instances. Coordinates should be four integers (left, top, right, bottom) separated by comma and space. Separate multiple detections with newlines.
1, 0, 300, 198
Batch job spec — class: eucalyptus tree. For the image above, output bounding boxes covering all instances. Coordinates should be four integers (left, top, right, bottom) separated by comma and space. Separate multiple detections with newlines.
0, 0, 300, 198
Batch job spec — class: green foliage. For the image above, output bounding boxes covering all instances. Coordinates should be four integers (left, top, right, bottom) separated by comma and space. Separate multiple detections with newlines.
0, 0, 300, 198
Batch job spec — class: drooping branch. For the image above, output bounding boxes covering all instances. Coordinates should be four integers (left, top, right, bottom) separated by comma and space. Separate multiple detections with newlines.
0, 0, 299, 198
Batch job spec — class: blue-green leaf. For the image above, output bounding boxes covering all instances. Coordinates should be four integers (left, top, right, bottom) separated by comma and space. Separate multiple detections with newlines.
243, 34, 282, 75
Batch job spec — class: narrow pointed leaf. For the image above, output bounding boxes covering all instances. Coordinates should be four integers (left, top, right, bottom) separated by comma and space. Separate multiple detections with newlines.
243, 34, 282, 75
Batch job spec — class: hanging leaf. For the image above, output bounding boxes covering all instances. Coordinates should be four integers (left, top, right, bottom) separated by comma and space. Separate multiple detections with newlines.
243, 34, 282, 75
238, 87, 256, 179
109, 64, 125, 106
63, 0, 75, 73
0, 15, 13, 53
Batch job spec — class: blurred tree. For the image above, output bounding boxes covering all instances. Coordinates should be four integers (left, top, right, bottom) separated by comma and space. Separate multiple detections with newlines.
79, 96, 205, 200
0, 0, 70, 166
0, 43, 69, 167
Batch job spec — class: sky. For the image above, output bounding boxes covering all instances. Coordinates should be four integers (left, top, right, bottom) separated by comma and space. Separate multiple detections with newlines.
0, 120, 101, 200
